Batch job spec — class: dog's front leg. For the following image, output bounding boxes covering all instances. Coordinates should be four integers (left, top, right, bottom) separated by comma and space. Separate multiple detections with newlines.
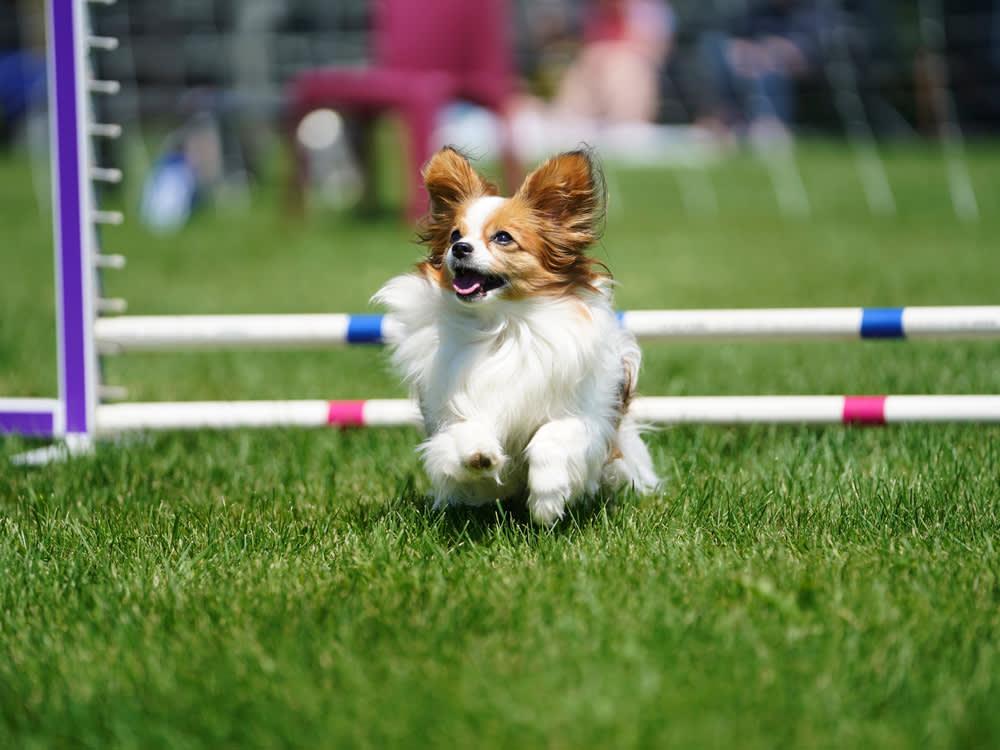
420, 420, 508, 506
526, 418, 604, 526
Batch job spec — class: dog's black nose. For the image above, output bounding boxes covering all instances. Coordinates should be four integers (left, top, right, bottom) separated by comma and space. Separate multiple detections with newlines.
451, 241, 473, 259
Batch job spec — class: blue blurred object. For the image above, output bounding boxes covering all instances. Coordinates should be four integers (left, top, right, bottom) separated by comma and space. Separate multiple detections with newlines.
0, 51, 45, 131
140, 111, 227, 233
140, 151, 198, 233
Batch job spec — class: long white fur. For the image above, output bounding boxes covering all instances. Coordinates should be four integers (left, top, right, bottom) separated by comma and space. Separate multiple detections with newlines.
373, 196, 658, 524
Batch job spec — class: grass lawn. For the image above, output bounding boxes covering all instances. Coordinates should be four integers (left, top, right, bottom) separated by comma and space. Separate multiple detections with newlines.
2, 142, 999, 748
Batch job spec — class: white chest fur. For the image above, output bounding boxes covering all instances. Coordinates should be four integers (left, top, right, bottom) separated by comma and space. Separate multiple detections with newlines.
376, 273, 623, 450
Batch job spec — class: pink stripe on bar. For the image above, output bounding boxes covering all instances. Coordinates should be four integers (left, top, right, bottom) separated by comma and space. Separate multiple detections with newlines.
327, 400, 366, 427
842, 396, 887, 425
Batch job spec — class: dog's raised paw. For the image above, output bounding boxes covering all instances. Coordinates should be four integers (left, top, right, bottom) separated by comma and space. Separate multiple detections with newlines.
421, 422, 508, 484
460, 447, 506, 484
464, 451, 496, 471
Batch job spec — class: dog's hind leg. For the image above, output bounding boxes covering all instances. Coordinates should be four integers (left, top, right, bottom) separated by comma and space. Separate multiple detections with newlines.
602, 416, 660, 496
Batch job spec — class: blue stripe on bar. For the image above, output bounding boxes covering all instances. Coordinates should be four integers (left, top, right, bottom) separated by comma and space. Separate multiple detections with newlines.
860, 308, 905, 339
616, 311, 625, 325
346, 314, 384, 343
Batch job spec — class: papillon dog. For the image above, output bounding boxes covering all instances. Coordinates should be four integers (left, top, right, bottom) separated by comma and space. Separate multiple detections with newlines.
374, 147, 658, 525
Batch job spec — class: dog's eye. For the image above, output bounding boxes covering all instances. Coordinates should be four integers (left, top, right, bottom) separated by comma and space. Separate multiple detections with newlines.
492, 230, 514, 245
449, 229, 462, 244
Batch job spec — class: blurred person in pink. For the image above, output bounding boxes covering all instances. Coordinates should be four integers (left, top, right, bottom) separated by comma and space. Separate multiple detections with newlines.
553, 0, 675, 124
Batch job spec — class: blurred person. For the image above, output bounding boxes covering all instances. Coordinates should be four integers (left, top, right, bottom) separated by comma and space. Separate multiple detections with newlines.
696, 0, 828, 143
519, 1, 579, 100
0, 2, 45, 148
913, 0, 1000, 136
553, 0, 675, 124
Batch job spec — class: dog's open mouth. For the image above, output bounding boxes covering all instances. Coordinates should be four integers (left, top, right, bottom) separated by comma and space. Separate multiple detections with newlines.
452, 269, 508, 301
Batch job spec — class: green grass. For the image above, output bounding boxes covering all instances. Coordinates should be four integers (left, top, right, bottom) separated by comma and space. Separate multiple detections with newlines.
2, 142, 1000, 748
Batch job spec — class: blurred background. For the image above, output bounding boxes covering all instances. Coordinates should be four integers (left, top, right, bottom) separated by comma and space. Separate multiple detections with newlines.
2, 0, 999, 224
1, 0, 998, 403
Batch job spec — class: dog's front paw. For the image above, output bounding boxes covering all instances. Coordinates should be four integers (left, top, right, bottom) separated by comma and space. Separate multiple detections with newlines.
452, 422, 507, 482
527, 489, 568, 526
420, 422, 507, 484
464, 449, 501, 473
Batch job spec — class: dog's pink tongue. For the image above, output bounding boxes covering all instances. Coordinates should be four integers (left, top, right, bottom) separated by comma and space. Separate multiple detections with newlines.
453, 271, 485, 294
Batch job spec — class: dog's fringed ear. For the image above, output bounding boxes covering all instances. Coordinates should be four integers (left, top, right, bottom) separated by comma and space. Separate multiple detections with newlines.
515, 149, 605, 251
418, 147, 497, 250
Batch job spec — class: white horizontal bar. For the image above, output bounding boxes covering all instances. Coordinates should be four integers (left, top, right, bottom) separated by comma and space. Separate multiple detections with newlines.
884, 396, 1000, 422
624, 308, 862, 339
89, 123, 122, 138
96, 314, 352, 350
624, 306, 1000, 339
362, 399, 423, 426
631, 396, 846, 423
902, 307, 1000, 337
97, 401, 333, 433
92, 209, 123, 225
91, 307, 1000, 352
97, 298, 128, 314
0, 398, 61, 413
95, 253, 126, 269
94, 396, 1000, 434
98, 385, 129, 401
635, 396, 1000, 424
87, 35, 119, 51
88, 79, 121, 95
90, 166, 122, 183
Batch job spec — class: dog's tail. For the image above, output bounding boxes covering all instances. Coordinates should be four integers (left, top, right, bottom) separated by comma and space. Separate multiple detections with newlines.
604, 334, 660, 494
603, 414, 660, 495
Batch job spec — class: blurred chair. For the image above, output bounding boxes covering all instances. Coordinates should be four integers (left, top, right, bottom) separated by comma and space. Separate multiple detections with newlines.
287, 0, 518, 221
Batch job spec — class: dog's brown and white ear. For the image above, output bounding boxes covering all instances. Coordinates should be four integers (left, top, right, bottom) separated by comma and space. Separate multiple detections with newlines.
515, 150, 605, 251
423, 147, 495, 208
419, 147, 497, 250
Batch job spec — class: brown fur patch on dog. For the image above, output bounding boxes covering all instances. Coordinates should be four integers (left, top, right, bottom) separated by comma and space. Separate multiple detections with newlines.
416, 147, 497, 288
487, 150, 607, 297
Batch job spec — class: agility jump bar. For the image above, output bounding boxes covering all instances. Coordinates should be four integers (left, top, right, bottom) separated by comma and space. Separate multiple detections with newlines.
91, 396, 1000, 434
92, 306, 1000, 351
0, 398, 62, 438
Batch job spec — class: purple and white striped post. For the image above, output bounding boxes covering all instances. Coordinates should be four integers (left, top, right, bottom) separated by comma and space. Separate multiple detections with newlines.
1, 0, 98, 447
50, 0, 98, 441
